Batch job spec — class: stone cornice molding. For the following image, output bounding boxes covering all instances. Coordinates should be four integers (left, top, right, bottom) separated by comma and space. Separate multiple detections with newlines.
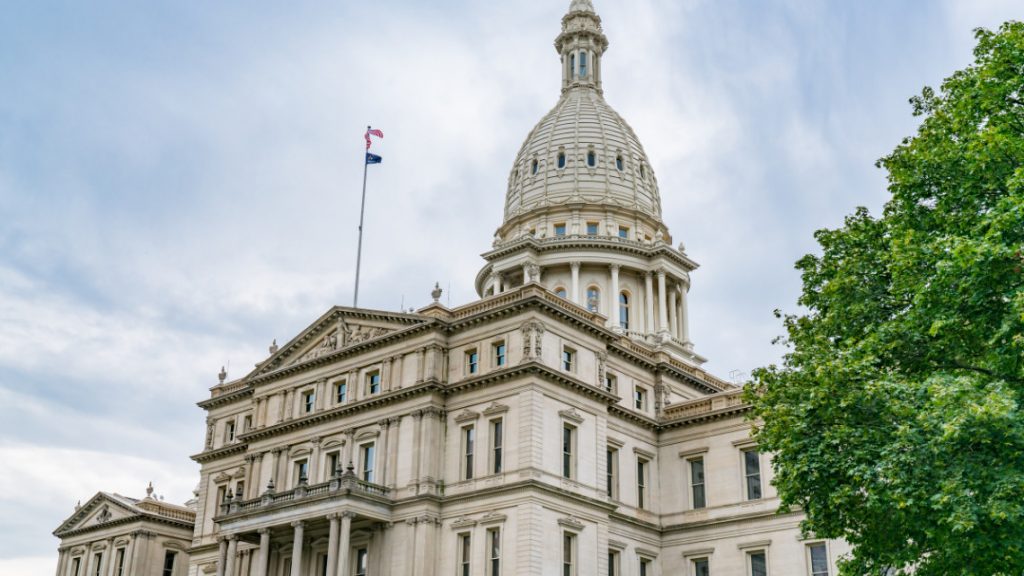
558, 407, 585, 424
482, 402, 509, 416
557, 515, 585, 531
453, 409, 480, 424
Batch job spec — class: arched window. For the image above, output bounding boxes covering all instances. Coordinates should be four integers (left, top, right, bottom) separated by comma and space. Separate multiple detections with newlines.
570, 54, 575, 79
532, 159, 539, 175
579, 51, 588, 78
586, 286, 600, 313
616, 155, 624, 171
619, 292, 630, 329
587, 151, 596, 167
555, 287, 567, 299
557, 152, 566, 169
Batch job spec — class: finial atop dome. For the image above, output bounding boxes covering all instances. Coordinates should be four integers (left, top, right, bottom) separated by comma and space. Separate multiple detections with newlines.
568, 0, 595, 13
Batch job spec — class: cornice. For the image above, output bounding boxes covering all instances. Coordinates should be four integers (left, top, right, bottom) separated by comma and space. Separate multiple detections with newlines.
444, 361, 618, 405
54, 512, 193, 539
190, 440, 249, 464
657, 403, 751, 430
481, 236, 698, 271
197, 386, 253, 409
235, 380, 444, 444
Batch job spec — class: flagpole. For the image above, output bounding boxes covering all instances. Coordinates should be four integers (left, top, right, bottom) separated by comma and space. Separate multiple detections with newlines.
353, 125, 371, 308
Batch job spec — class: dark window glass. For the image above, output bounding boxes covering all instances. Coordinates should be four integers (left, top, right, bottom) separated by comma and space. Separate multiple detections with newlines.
464, 427, 475, 479
558, 152, 566, 168
637, 459, 647, 509
606, 449, 615, 497
467, 351, 479, 374
555, 223, 567, 236
579, 51, 588, 77
608, 552, 616, 576
494, 343, 506, 366
336, 381, 347, 403
532, 159, 539, 174
586, 222, 599, 235
489, 529, 501, 576
691, 458, 706, 509
304, 391, 315, 413
750, 552, 767, 576
619, 293, 629, 329
162, 552, 175, 576
355, 549, 368, 576
587, 151, 596, 167
618, 226, 629, 239
694, 558, 710, 576
562, 534, 574, 576
492, 420, 503, 474
362, 445, 375, 483
639, 559, 648, 576
563, 426, 574, 478
460, 534, 471, 576
744, 450, 762, 500
115, 548, 125, 576
368, 372, 381, 394
810, 543, 829, 576
616, 155, 624, 171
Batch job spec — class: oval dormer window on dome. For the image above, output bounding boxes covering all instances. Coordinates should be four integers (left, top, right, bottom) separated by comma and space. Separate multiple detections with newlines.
579, 52, 587, 78
532, 159, 539, 175
557, 152, 566, 169
587, 151, 596, 167
639, 164, 646, 179
616, 155, 624, 171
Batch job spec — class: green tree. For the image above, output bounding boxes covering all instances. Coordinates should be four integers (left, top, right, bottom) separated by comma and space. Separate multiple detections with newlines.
747, 22, 1024, 575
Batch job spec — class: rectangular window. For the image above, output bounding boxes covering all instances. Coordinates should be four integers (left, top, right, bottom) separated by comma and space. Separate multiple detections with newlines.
493, 342, 506, 367
562, 425, 576, 478
216, 485, 227, 507
234, 481, 244, 499
93, 553, 103, 576
295, 459, 309, 484
361, 444, 376, 483
690, 458, 706, 509
639, 558, 650, 576
335, 380, 348, 403
618, 226, 630, 239
634, 386, 646, 411
637, 458, 648, 509
225, 420, 235, 443
355, 548, 368, 576
808, 543, 829, 576
162, 552, 175, 576
71, 558, 81, 576
467, 350, 479, 374
579, 51, 587, 78
606, 448, 618, 498
693, 558, 710, 576
744, 449, 762, 500
555, 223, 567, 236
488, 528, 501, 576
562, 533, 575, 576
367, 371, 381, 394
586, 222, 599, 235
320, 555, 328, 576
242, 415, 252, 432
463, 426, 475, 480
114, 549, 125, 576
749, 551, 767, 576
607, 551, 619, 576
459, 533, 471, 576
562, 347, 575, 372
327, 451, 341, 477
605, 373, 617, 393
491, 419, 503, 474
303, 390, 315, 413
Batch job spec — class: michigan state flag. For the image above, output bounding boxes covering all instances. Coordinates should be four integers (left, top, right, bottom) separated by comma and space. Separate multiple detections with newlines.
366, 152, 382, 164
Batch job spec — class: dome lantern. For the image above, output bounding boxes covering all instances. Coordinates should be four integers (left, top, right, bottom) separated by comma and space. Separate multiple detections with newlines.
556, 0, 608, 92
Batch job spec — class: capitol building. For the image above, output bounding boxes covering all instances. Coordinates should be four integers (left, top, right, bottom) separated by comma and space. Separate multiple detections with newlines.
54, 1, 849, 575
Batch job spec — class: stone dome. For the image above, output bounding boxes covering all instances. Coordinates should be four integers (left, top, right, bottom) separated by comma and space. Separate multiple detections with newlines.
500, 0, 662, 230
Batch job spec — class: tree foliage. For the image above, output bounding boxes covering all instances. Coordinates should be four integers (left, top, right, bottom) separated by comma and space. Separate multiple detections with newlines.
747, 22, 1024, 575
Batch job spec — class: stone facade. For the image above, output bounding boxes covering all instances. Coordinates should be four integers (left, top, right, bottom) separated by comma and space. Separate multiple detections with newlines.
59, 2, 851, 575
53, 486, 195, 576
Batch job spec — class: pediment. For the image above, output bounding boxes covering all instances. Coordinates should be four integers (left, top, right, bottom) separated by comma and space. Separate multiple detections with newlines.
54, 493, 141, 535
253, 308, 426, 375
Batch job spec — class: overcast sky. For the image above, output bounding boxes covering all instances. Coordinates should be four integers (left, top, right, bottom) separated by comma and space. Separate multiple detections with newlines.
1, 1, 1020, 573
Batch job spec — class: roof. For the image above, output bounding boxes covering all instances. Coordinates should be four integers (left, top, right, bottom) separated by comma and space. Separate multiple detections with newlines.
53, 490, 195, 538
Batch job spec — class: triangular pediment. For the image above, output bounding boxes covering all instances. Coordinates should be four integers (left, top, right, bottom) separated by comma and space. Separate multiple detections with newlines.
54, 493, 142, 535
253, 307, 428, 376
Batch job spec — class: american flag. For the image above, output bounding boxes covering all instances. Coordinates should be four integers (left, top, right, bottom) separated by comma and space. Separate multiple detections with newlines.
365, 128, 384, 150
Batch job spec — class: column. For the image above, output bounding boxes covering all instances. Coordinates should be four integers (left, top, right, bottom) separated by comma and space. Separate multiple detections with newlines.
570, 261, 581, 304
668, 290, 678, 339
290, 522, 305, 576
609, 264, 620, 330
54, 549, 67, 576
410, 411, 423, 489
657, 270, 669, 333
343, 430, 356, 469
378, 420, 390, 486
224, 535, 238, 576
310, 438, 322, 482
382, 357, 393, 392
387, 416, 401, 487
257, 528, 271, 576
416, 348, 426, 383
679, 283, 690, 343
336, 512, 355, 576
216, 538, 228, 576
522, 263, 530, 285
267, 449, 281, 491
327, 515, 341, 576
644, 272, 654, 334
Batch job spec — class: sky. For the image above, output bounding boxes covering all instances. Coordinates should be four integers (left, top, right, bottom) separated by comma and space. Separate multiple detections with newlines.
0, 0, 1020, 573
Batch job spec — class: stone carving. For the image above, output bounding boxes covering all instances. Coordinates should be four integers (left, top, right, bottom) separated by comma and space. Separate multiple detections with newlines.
454, 409, 480, 423
268, 339, 279, 355
596, 351, 607, 389
520, 320, 546, 362
559, 407, 585, 424
482, 402, 509, 416
431, 282, 442, 302
95, 505, 111, 524
218, 366, 227, 384
295, 323, 393, 364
